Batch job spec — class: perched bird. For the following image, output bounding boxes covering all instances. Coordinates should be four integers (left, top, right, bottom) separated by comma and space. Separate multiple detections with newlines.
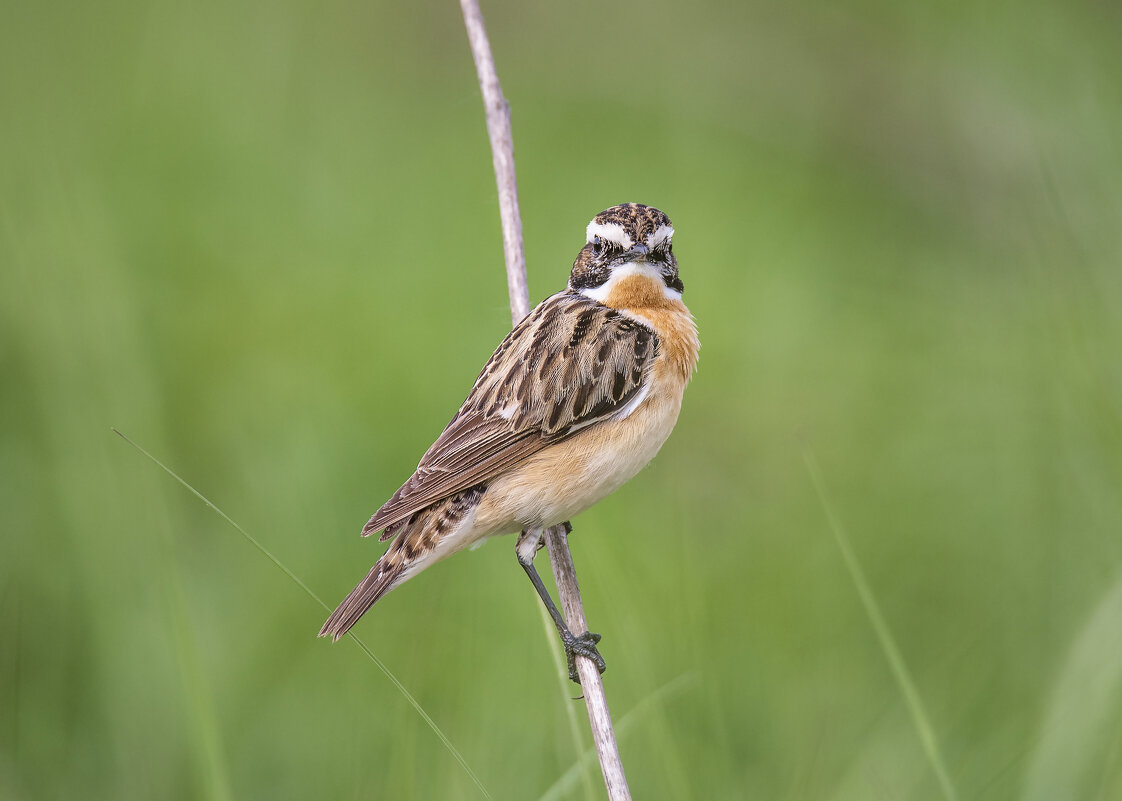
320, 203, 699, 680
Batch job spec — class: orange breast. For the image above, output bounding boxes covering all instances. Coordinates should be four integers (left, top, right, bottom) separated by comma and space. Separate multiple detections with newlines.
602, 274, 699, 386
603, 273, 671, 311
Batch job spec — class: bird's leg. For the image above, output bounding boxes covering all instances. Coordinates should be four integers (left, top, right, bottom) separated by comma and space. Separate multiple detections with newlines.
516, 524, 606, 683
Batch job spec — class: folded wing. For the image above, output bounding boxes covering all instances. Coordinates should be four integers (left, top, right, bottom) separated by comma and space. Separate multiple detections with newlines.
363, 291, 659, 539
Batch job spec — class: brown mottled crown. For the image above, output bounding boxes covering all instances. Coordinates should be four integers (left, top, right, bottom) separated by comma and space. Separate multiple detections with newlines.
591, 203, 672, 243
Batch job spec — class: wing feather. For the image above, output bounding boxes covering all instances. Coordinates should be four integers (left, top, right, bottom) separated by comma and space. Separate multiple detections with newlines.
363, 291, 658, 538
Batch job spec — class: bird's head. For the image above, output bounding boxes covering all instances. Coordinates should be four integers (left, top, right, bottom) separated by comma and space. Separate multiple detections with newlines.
568, 203, 683, 301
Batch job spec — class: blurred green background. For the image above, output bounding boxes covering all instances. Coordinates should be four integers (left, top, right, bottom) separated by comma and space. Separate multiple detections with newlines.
3, 0, 1121, 798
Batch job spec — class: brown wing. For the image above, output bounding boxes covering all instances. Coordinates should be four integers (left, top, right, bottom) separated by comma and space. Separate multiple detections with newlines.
362, 290, 659, 538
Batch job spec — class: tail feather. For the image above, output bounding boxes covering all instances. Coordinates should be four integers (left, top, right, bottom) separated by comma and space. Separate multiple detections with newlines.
320, 484, 486, 641
318, 556, 406, 641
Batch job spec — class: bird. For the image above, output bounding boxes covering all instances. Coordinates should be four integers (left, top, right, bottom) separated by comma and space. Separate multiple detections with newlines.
319, 203, 699, 681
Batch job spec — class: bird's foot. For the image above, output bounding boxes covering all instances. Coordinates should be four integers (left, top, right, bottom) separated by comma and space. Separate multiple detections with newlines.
562, 629, 606, 683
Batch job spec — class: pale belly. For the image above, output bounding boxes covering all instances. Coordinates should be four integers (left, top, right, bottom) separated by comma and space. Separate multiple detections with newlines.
472, 389, 684, 535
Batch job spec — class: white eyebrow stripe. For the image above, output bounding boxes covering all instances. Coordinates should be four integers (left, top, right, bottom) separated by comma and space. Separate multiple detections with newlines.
646, 224, 674, 248
586, 221, 632, 250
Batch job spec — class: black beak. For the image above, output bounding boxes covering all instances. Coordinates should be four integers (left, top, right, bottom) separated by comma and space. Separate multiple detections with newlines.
623, 243, 649, 262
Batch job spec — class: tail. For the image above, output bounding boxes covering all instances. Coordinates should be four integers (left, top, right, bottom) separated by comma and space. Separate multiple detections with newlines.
318, 551, 408, 641
320, 485, 486, 641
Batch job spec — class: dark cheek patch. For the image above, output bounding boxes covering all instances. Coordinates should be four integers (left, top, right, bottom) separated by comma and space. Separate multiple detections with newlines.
569, 244, 618, 290
569, 262, 610, 290
663, 259, 684, 293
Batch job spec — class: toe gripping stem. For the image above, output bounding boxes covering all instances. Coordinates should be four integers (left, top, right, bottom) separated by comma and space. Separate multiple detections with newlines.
518, 525, 606, 683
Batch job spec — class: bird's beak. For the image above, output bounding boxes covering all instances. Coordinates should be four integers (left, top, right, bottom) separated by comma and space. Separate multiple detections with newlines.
623, 243, 649, 262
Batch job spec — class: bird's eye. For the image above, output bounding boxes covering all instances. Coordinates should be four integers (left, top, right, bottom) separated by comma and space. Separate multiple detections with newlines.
591, 236, 603, 255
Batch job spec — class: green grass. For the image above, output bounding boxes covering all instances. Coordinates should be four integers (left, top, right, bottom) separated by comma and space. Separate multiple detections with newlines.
804, 445, 956, 801
3, 0, 1122, 798
111, 427, 493, 799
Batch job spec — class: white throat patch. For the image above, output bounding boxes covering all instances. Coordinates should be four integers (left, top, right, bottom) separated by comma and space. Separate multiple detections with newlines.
578, 262, 683, 304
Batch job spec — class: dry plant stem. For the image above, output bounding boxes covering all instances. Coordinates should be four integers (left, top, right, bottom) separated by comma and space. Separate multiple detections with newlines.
458, 0, 528, 323
457, 1, 632, 799
544, 525, 631, 800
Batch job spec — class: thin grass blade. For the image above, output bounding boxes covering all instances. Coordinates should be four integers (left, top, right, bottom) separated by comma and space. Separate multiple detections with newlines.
112, 427, 493, 801
803, 445, 958, 801
1023, 573, 1122, 801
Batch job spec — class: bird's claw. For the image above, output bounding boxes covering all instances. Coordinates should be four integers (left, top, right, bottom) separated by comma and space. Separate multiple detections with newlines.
562, 630, 606, 683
